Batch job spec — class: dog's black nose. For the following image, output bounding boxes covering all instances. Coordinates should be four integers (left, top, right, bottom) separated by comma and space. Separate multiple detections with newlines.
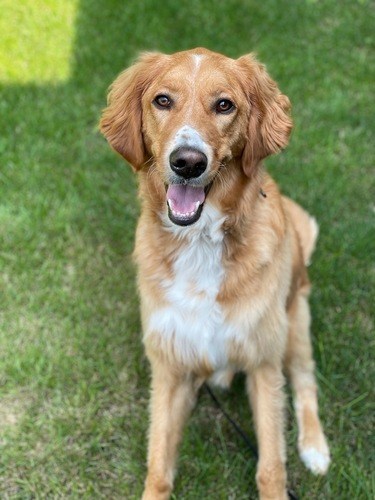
169, 147, 207, 179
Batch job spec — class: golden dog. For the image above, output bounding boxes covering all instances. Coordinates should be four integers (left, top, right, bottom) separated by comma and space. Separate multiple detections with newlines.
100, 48, 330, 500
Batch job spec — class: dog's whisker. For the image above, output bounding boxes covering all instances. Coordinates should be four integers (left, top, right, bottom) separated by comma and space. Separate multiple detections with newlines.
215, 165, 231, 196
144, 155, 155, 166
145, 162, 160, 199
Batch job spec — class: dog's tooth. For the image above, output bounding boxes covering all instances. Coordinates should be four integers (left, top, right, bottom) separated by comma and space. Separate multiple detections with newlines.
167, 199, 173, 208
171, 208, 198, 219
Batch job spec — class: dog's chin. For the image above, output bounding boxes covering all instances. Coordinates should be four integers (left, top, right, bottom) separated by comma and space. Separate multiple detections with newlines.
166, 182, 213, 226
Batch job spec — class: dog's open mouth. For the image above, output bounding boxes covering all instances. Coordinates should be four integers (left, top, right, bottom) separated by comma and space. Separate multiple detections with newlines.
166, 183, 211, 226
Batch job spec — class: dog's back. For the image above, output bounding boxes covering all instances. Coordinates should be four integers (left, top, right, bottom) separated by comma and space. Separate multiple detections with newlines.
283, 196, 319, 266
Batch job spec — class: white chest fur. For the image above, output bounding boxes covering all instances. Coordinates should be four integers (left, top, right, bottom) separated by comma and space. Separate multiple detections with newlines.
145, 204, 234, 370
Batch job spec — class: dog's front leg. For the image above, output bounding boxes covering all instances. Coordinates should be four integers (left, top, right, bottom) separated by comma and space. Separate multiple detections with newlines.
247, 363, 288, 500
142, 361, 198, 500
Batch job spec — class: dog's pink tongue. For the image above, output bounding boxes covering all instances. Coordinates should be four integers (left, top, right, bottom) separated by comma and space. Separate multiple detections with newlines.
167, 184, 205, 213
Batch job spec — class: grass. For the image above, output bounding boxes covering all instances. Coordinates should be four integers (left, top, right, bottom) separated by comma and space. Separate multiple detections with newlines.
0, 0, 374, 498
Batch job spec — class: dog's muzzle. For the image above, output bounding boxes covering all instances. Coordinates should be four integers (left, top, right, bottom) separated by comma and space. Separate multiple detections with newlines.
166, 147, 211, 226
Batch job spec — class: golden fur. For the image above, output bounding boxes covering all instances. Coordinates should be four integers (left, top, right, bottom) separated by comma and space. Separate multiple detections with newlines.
100, 48, 330, 500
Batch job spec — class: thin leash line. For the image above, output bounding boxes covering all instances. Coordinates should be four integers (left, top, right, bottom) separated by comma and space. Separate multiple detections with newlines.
203, 383, 299, 500
204, 382, 258, 458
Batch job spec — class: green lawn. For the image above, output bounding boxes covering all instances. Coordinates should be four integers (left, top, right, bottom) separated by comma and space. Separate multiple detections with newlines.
0, 0, 374, 498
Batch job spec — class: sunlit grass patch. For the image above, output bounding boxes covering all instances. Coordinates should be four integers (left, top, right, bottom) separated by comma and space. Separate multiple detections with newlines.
0, 0, 78, 83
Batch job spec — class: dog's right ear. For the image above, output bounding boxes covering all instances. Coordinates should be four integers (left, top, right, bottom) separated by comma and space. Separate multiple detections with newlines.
100, 52, 168, 170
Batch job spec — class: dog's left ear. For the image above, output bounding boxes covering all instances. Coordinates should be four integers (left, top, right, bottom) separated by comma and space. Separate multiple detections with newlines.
100, 52, 168, 170
237, 54, 293, 177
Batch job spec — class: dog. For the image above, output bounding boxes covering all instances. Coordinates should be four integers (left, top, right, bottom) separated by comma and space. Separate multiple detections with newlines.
100, 47, 330, 500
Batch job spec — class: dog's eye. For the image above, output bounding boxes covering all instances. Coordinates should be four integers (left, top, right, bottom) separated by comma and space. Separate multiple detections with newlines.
215, 99, 235, 114
153, 94, 172, 109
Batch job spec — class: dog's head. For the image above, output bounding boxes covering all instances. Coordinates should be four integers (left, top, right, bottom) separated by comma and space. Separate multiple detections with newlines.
100, 48, 292, 226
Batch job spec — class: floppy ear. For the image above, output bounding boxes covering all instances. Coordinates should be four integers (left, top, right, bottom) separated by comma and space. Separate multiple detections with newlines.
100, 52, 168, 170
237, 54, 293, 177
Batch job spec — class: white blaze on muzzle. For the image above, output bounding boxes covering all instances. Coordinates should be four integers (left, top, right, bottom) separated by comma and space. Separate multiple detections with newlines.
169, 125, 212, 163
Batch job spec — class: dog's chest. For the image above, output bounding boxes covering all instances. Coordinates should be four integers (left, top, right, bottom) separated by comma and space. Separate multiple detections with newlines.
147, 208, 233, 369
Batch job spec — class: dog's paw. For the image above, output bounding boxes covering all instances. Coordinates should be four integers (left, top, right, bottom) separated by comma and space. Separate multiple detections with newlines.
299, 446, 331, 475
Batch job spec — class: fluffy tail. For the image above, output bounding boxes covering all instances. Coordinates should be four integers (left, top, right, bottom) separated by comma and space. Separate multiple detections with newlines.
282, 196, 319, 266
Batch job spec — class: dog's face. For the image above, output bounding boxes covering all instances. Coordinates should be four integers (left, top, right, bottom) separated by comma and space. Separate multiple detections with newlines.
100, 48, 292, 226
141, 51, 251, 226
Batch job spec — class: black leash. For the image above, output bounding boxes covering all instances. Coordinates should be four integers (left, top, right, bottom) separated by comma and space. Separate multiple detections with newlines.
204, 383, 299, 500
